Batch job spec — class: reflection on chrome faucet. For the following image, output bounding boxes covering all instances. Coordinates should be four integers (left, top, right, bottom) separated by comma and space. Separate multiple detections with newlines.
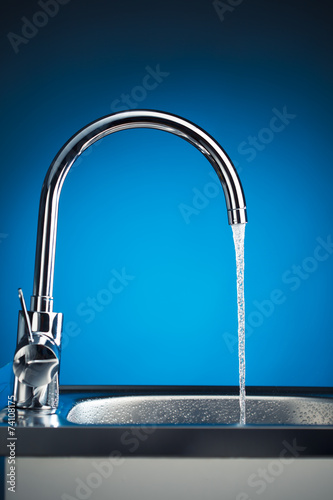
12, 109, 247, 412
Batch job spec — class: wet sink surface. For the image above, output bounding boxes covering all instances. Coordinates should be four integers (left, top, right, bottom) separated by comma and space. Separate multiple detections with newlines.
66, 395, 333, 425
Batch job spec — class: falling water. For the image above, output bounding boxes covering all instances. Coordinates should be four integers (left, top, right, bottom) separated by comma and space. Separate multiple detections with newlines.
232, 223, 246, 425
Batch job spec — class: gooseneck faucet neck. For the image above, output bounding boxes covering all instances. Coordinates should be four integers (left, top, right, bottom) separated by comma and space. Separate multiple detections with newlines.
31, 110, 247, 313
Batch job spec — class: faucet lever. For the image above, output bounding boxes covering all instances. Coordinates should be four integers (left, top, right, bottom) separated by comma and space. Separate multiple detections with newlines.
18, 288, 34, 343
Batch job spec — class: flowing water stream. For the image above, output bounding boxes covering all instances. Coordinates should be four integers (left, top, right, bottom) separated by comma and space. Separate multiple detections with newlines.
232, 223, 246, 425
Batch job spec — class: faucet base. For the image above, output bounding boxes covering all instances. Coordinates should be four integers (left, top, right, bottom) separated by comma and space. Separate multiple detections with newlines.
13, 310, 63, 411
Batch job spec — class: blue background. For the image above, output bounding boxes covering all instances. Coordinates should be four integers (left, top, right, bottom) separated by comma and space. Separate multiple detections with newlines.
0, 0, 332, 388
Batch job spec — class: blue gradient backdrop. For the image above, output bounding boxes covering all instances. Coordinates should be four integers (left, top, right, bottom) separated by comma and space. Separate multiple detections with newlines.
0, 0, 332, 387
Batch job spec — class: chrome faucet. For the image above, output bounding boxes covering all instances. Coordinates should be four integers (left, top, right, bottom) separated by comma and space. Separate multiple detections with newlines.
13, 109, 247, 412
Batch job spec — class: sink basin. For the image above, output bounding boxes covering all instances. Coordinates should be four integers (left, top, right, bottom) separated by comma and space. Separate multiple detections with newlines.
66, 394, 333, 425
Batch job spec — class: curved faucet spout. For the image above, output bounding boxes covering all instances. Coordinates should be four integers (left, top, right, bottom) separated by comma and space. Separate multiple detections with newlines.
31, 110, 247, 312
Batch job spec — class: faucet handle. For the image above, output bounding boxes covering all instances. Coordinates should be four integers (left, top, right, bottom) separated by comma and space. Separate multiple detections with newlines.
18, 288, 34, 343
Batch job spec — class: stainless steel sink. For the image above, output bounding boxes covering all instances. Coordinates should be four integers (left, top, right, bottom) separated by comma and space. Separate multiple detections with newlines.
66, 394, 333, 425
1, 389, 333, 457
